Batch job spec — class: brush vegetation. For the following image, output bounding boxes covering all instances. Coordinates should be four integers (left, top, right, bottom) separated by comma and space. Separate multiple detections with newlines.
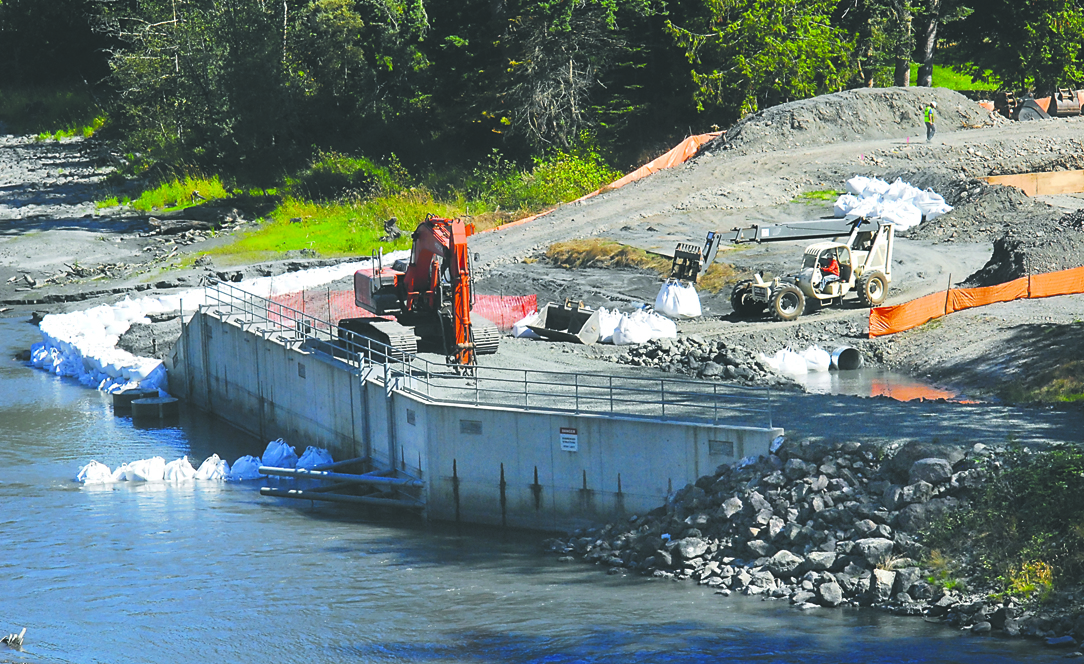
924, 445, 1084, 599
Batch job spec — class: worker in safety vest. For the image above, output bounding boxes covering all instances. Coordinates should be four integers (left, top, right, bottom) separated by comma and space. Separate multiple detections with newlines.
924, 101, 937, 143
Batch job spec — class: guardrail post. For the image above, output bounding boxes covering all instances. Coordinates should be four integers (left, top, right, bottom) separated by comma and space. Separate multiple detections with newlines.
713, 383, 718, 425
767, 387, 773, 429
524, 370, 529, 408
609, 376, 613, 414
574, 373, 580, 414
660, 379, 665, 419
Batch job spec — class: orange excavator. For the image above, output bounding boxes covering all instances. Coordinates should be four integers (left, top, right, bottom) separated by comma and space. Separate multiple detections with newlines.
338, 214, 499, 368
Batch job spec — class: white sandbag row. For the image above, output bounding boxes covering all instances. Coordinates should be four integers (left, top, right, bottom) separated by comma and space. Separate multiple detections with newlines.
834, 176, 952, 231
654, 281, 702, 319
30, 252, 409, 395
758, 345, 832, 377
511, 307, 678, 345
75, 440, 333, 484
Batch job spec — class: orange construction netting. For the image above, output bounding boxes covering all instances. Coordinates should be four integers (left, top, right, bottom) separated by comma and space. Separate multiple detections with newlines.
869, 265, 1084, 336
270, 289, 536, 332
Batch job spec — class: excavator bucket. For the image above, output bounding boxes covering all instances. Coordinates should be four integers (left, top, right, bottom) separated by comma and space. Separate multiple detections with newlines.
1015, 98, 1050, 121
527, 301, 602, 345
1050, 89, 1081, 117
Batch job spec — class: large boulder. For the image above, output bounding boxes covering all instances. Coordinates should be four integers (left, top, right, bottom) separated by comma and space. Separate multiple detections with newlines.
768, 549, 805, 577
805, 551, 837, 572
747, 540, 775, 558
900, 480, 933, 505
870, 569, 896, 603
719, 496, 743, 520
853, 538, 894, 566
818, 581, 844, 607
675, 537, 709, 560
881, 441, 965, 484
909, 458, 953, 485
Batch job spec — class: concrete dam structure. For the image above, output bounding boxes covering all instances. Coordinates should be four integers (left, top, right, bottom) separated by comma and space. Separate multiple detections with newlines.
166, 284, 783, 531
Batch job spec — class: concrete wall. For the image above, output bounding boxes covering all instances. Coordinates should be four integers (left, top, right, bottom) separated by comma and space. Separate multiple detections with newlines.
169, 310, 783, 531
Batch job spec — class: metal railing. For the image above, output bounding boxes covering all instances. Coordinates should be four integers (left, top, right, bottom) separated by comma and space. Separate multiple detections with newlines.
201, 282, 774, 428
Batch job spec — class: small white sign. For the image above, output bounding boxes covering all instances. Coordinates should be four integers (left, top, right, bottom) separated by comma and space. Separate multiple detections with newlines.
560, 427, 578, 452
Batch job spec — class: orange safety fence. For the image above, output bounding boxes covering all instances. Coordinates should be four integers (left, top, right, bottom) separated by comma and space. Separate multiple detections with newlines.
869, 265, 1084, 336
269, 289, 536, 332
480, 131, 722, 235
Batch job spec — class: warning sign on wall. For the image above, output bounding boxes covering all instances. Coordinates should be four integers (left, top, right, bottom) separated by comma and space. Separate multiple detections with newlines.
559, 427, 578, 452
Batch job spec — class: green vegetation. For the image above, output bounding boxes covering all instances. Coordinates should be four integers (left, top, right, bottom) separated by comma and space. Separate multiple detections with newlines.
131, 175, 230, 212
796, 190, 843, 202
924, 445, 1084, 597
545, 238, 741, 293
907, 64, 998, 91
0, 86, 104, 136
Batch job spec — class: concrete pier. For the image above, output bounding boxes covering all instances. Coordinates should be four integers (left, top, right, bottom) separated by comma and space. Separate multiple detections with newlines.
167, 306, 783, 530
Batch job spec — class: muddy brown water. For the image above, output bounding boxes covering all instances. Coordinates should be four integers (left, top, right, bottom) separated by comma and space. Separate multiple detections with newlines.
0, 316, 1074, 663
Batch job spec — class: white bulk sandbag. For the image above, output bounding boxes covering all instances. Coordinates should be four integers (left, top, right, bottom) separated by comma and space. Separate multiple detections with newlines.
861, 178, 891, 198
612, 312, 652, 345
845, 176, 871, 196
597, 308, 622, 344
229, 455, 264, 480
880, 199, 923, 231
757, 352, 780, 373
884, 178, 917, 203
77, 460, 114, 484
195, 454, 230, 480
833, 194, 859, 218
800, 345, 831, 373
843, 196, 880, 221
123, 456, 166, 482
765, 349, 808, 376
654, 281, 702, 319
164, 456, 197, 482
261, 439, 298, 469
511, 311, 540, 339
297, 446, 334, 470
644, 311, 678, 339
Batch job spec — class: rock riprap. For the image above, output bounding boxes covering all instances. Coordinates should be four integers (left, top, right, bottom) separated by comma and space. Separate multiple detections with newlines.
544, 440, 1084, 643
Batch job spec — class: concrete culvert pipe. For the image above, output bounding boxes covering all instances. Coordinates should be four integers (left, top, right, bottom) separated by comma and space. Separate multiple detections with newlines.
831, 346, 863, 371
112, 388, 159, 413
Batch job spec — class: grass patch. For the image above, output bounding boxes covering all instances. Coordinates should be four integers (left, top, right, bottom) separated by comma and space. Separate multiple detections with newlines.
908, 64, 999, 91
131, 175, 231, 211
547, 239, 671, 272
545, 238, 741, 293
795, 190, 842, 202
96, 195, 131, 209
36, 115, 106, 141
204, 189, 463, 262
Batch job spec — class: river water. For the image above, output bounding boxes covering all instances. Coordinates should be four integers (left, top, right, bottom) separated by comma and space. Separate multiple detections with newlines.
0, 316, 1065, 664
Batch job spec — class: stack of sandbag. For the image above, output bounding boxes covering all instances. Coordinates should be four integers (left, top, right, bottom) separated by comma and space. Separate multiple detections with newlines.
833, 176, 952, 230
74, 441, 334, 484
758, 345, 832, 376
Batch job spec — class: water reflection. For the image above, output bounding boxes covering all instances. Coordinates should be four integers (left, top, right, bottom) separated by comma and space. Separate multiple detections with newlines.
798, 367, 960, 401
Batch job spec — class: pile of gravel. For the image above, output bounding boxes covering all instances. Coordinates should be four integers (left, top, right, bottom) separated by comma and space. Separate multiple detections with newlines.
965, 209, 1084, 286
116, 313, 183, 360
701, 88, 996, 158
545, 440, 1081, 640
610, 335, 796, 388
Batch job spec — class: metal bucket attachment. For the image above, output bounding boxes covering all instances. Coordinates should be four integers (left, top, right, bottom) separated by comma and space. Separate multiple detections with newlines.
831, 346, 863, 371
527, 301, 601, 345
1050, 89, 1081, 117
1015, 98, 1050, 121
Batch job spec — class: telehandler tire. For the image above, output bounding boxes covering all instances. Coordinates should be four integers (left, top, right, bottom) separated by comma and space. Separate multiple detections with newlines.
857, 270, 888, 307
730, 280, 766, 318
771, 285, 805, 322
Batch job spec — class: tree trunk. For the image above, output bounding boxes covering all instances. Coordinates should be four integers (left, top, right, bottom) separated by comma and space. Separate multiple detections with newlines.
916, 0, 941, 87
894, 57, 911, 87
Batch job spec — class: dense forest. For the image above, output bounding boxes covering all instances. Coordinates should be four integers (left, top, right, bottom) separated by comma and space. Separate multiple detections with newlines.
1, 0, 1083, 180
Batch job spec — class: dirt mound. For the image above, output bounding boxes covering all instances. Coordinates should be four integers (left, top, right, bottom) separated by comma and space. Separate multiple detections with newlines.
875, 167, 1056, 244
965, 209, 1084, 286
703, 87, 995, 157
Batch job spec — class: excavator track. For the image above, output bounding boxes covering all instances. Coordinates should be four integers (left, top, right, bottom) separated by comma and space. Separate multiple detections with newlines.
337, 317, 418, 362
471, 315, 500, 355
